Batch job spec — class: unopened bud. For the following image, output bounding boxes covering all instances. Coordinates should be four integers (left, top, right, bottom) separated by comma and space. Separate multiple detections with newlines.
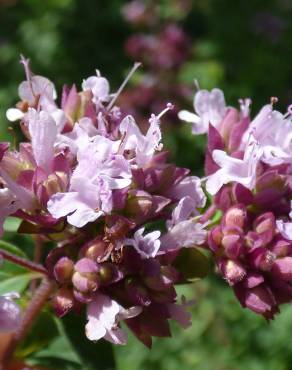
208, 226, 223, 253
54, 257, 74, 283
254, 212, 275, 245
72, 272, 98, 293
72, 258, 99, 293
73, 289, 93, 304
220, 259, 246, 285
272, 256, 292, 281
222, 233, 244, 259
82, 238, 108, 261
52, 288, 74, 317
224, 205, 247, 230
249, 247, 276, 271
99, 262, 124, 285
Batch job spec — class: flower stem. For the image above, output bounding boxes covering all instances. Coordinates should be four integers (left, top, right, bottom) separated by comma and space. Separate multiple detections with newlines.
200, 204, 217, 223
0, 248, 47, 275
2, 277, 54, 368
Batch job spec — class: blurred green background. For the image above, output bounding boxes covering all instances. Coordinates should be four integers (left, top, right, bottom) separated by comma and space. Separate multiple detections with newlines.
1, 0, 292, 369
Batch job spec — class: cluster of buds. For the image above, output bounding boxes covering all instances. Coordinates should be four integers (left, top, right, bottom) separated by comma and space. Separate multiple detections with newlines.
180, 87, 292, 319
0, 57, 207, 346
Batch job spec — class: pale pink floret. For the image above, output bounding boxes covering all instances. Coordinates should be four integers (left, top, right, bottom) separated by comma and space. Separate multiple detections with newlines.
27, 108, 58, 174
161, 197, 208, 252
48, 136, 132, 227
165, 176, 206, 209
56, 117, 99, 156
241, 104, 292, 165
125, 227, 161, 259
6, 60, 58, 122
120, 114, 162, 167
206, 134, 262, 195
178, 88, 226, 135
82, 71, 111, 104
86, 293, 141, 344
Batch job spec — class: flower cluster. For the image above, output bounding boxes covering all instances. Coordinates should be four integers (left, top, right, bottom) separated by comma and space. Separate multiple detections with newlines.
0, 57, 207, 346
2, 54, 292, 354
180, 87, 292, 318
120, 1, 191, 127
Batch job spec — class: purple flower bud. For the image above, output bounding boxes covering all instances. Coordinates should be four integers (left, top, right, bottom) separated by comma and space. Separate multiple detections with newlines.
219, 259, 246, 285
75, 258, 99, 274
72, 258, 100, 293
208, 225, 223, 253
243, 272, 264, 289
99, 262, 124, 285
234, 284, 278, 319
53, 257, 74, 284
248, 247, 276, 271
72, 272, 98, 293
81, 237, 108, 262
253, 212, 276, 245
223, 205, 247, 230
272, 256, 292, 281
221, 232, 244, 259
271, 238, 292, 257
232, 183, 254, 206
52, 287, 74, 317
73, 289, 93, 304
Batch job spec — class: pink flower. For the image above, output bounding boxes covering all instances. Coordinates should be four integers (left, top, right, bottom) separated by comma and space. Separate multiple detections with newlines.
27, 109, 58, 174
6, 57, 58, 121
165, 176, 206, 208
86, 293, 141, 344
82, 71, 111, 105
240, 104, 292, 165
18, 74, 56, 106
120, 113, 162, 167
47, 136, 132, 227
206, 134, 262, 195
161, 197, 208, 252
56, 117, 98, 156
178, 88, 226, 135
125, 227, 161, 259
166, 196, 199, 228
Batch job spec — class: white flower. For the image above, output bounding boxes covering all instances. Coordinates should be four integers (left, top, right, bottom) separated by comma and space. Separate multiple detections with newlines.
178, 88, 226, 135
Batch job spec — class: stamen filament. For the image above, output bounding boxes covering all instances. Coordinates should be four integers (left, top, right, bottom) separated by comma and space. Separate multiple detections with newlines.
107, 62, 142, 110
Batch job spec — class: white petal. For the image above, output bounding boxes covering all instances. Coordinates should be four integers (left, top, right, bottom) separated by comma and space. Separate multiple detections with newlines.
178, 110, 200, 123
85, 318, 107, 341
6, 108, 24, 122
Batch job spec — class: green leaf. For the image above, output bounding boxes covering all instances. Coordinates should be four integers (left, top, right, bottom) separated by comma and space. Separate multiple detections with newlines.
28, 317, 82, 369
0, 240, 27, 257
62, 313, 116, 370
0, 271, 41, 295
3, 217, 22, 233
17, 311, 60, 358
174, 248, 211, 281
